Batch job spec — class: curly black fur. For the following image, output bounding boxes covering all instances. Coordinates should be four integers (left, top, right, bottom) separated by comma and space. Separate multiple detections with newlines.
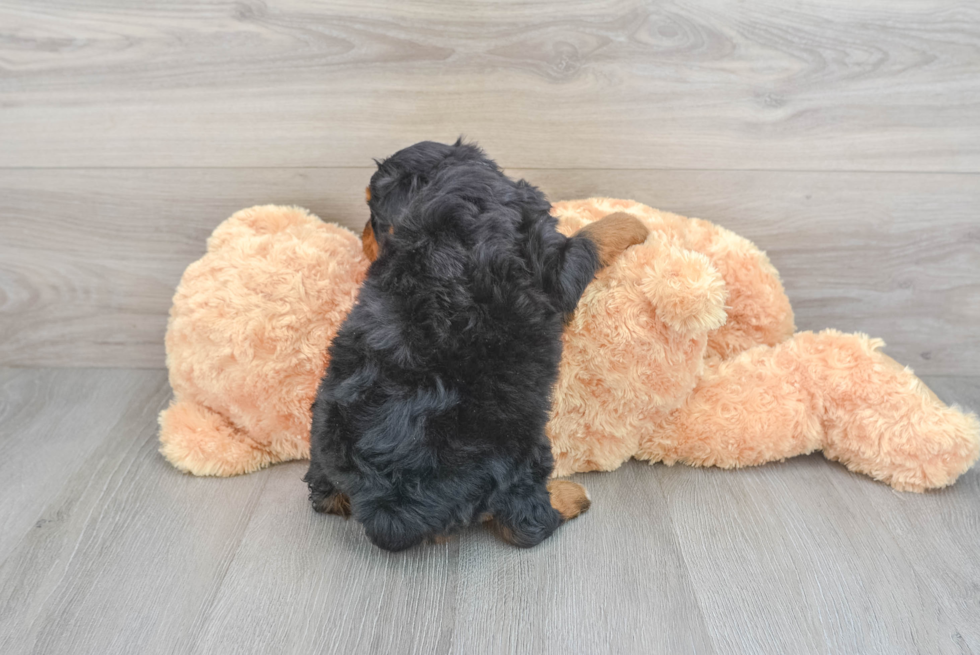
305, 140, 602, 551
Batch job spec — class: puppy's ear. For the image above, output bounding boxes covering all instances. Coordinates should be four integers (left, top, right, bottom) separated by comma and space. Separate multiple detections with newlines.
575, 212, 649, 267
362, 220, 379, 262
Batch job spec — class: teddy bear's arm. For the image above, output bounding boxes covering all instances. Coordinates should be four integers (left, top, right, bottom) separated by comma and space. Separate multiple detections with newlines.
629, 235, 729, 338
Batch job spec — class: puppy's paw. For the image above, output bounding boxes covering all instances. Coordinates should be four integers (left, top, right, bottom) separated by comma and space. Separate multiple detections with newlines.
311, 491, 352, 518
577, 212, 649, 267
547, 480, 591, 521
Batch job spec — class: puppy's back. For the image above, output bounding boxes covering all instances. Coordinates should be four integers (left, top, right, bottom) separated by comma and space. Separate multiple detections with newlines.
312, 160, 572, 550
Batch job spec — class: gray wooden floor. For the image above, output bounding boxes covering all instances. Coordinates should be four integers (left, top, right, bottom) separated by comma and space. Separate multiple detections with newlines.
1, 369, 978, 654
2, 1, 979, 653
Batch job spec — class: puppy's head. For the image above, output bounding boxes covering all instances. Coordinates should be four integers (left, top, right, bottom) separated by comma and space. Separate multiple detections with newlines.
362, 139, 495, 261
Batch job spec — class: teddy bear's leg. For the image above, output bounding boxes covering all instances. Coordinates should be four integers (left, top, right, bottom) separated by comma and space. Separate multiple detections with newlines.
637, 340, 824, 472
798, 331, 980, 491
158, 399, 277, 477
638, 331, 980, 491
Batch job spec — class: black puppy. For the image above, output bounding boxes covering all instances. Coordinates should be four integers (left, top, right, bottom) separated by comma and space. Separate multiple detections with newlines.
305, 140, 648, 551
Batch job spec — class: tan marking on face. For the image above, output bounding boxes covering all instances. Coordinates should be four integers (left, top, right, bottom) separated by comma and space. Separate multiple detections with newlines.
362, 220, 379, 262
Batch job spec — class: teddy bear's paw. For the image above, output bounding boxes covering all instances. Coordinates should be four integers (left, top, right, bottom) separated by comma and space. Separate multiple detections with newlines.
158, 400, 277, 477
547, 480, 591, 520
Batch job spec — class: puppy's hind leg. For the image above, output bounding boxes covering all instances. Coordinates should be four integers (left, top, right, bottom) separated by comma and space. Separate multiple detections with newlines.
546, 479, 591, 520
361, 509, 431, 552
311, 489, 352, 518
303, 463, 351, 518
488, 478, 591, 548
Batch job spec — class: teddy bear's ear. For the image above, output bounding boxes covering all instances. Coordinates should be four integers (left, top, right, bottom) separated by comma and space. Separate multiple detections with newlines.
633, 239, 729, 336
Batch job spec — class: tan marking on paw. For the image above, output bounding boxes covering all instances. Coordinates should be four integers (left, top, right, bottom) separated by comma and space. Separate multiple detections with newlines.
313, 492, 352, 519
487, 520, 518, 546
547, 480, 591, 520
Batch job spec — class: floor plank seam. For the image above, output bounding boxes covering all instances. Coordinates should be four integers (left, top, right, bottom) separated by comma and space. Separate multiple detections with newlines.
183, 473, 273, 650
648, 467, 722, 655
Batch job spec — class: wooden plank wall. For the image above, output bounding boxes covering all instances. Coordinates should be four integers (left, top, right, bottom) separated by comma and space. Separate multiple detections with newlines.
1, 0, 978, 373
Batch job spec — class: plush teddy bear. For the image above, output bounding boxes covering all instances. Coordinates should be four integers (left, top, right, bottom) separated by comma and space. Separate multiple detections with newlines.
159, 200, 980, 491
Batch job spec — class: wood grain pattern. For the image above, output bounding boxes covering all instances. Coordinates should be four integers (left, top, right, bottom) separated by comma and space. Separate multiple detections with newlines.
0, 369, 268, 655
661, 375, 980, 655
0, 369, 977, 654
2, 2, 978, 650
661, 458, 980, 654
1, 0, 979, 170
2, 168, 977, 373
444, 462, 715, 655
0, 368, 166, 564
865, 375, 980, 652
